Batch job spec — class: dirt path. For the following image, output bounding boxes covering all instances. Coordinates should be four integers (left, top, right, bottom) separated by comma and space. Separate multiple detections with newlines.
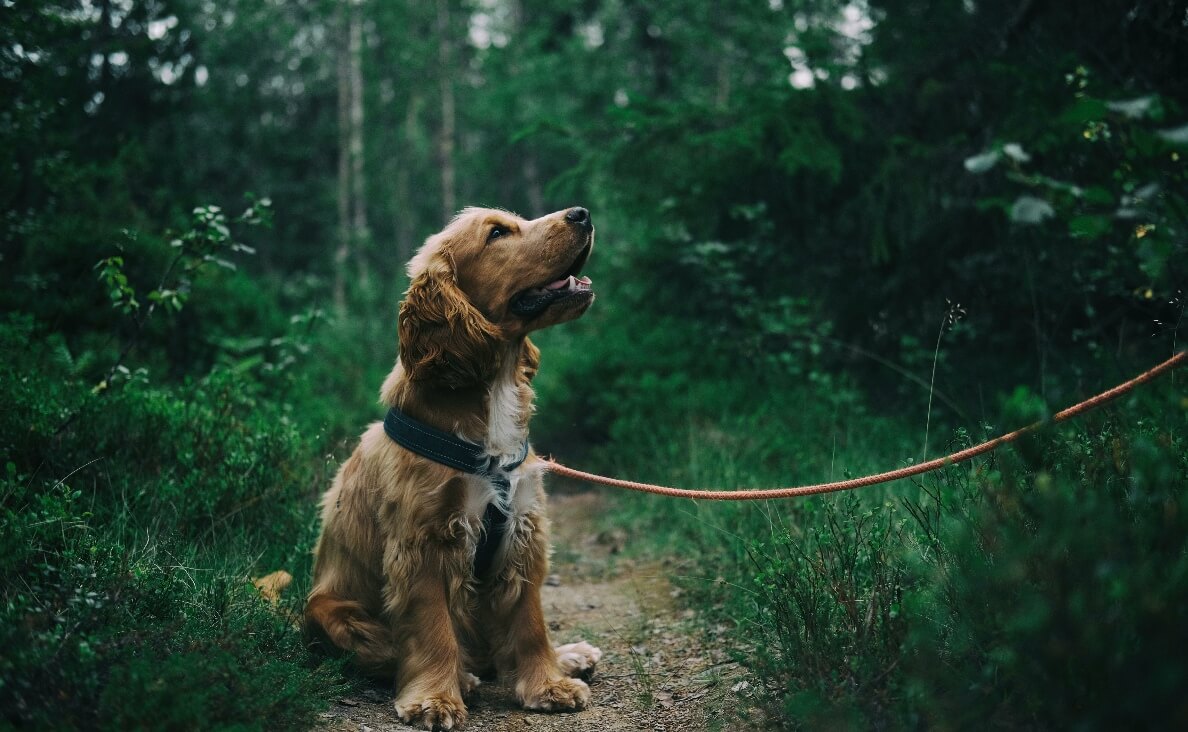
320, 491, 751, 732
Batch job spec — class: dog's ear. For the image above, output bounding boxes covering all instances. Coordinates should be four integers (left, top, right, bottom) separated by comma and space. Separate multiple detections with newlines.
398, 250, 501, 389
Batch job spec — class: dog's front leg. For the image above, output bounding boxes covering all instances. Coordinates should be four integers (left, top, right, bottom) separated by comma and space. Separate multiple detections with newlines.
487, 513, 592, 712
386, 539, 470, 731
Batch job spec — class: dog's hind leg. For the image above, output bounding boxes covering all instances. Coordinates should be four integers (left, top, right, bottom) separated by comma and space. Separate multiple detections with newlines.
554, 641, 602, 682
485, 512, 591, 713
304, 592, 399, 676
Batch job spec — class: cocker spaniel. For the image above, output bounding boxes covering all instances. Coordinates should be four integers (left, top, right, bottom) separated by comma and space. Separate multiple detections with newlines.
305, 206, 602, 730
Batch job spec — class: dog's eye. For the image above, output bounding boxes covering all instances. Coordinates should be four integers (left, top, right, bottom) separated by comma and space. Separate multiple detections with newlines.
488, 225, 509, 242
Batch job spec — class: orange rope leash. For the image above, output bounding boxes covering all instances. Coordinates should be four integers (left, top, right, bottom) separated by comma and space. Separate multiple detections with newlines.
543, 351, 1186, 501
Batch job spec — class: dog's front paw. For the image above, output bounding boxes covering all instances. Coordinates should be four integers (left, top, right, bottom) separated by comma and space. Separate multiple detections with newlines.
555, 641, 602, 681
519, 676, 591, 712
394, 693, 467, 731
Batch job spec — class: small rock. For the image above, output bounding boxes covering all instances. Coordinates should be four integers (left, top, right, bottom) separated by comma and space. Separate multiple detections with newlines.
337, 697, 360, 707
544, 574, 561, 586
360, 726, 372, 732
731, 680, 749, 694
595, 528, 627, 553
548, 620, 561, 631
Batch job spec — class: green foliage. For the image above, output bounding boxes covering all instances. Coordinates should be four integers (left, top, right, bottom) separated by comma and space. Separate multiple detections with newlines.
94, 255, 140, 314
0, 311, 345, 728
902, 408, 1188, 729
601, 365, 1187, 729
970, 64, 1188, 311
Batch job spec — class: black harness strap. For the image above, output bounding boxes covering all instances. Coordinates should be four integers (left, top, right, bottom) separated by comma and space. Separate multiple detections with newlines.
382, 407, 528, 578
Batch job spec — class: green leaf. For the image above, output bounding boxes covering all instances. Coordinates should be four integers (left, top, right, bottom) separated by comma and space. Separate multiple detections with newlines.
1060, 97, 1108, 125
1068, 214, 1112, 239
1083, 187, 1115, 206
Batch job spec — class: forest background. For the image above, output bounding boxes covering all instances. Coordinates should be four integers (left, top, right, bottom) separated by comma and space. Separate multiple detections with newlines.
2, 0, 1187, 729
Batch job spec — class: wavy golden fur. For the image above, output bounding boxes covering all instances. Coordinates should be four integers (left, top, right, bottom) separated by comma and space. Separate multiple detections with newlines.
305, 206, 600, 730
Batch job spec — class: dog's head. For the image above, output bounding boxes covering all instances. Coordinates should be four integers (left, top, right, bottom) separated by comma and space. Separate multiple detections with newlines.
398, 206, 595, 388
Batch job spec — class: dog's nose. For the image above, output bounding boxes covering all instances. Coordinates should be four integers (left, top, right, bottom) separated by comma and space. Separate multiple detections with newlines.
565, 206, 591, 229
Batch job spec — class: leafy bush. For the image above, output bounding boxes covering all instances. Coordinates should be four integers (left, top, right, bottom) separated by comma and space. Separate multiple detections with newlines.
0, 315, 345, 730
903, 404, 1188, 729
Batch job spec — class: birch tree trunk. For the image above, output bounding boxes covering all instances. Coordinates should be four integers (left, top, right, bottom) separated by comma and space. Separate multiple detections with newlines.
333, 4, 351, 312
436, 0, 456, 223
348, 0, 370, 292
334, 0, 369, 310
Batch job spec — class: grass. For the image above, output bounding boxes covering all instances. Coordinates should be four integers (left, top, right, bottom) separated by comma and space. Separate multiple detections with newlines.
573, 362, 1188, 729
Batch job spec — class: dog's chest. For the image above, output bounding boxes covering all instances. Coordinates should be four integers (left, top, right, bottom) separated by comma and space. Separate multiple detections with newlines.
462, 463, 538, 521
461, 462, 541, 570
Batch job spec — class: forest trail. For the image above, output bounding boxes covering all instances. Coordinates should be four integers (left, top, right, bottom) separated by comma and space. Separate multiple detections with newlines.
320, 490, 751, 732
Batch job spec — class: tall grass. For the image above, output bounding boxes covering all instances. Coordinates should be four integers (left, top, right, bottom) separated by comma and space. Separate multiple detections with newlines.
557, 355, 1188, 729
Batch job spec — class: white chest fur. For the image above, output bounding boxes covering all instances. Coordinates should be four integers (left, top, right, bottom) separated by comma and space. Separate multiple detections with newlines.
462, 461, 543, 520
483, 346, 529, 461
461, 462, 545, 576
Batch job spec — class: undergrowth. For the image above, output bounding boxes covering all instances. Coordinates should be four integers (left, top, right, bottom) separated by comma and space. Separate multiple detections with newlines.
0, 315, 348, 729
575, 358, 1188, 729
0, 194, 398, 729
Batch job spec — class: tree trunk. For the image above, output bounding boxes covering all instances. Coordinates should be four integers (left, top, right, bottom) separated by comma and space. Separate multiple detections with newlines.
436, 0, 456, 223
334, 0, 370, 310
394, 93, 420, 266
97, 0, 111, 101
349, 0, 370, 293
333, 4, 351, 312
524, 155, 545, 216
715, 52, 732, 109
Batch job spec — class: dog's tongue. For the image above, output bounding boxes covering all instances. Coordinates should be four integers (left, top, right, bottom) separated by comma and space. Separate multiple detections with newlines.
541, 275, 592, 292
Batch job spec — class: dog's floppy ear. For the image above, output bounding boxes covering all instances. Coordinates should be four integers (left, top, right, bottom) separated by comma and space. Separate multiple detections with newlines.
398, 248, 501, 389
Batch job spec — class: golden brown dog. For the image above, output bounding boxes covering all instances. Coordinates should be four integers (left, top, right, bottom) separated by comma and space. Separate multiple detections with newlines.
305, 206, 601, 730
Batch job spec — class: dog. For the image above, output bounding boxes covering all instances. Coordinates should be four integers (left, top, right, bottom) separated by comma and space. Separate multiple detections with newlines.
305, 206, 602, 730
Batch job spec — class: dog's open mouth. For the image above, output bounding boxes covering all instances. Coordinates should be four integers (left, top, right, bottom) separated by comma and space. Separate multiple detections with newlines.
510, 243, 593, 317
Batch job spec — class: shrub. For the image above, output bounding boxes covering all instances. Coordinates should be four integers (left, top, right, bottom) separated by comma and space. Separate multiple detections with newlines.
903, 404, 1188, 729
0, 315, 345, 730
